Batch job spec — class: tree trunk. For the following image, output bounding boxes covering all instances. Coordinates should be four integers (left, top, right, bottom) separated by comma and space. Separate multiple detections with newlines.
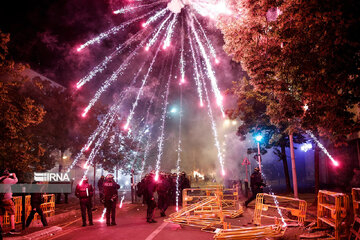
281, 143, 292, 193
289, 133, 299, 198
313, 145, 320, 206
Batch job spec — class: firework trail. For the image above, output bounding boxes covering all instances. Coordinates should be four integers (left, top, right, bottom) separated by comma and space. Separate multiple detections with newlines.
154, 56, 175, 181
82, 33, 152, 117
307, 130, 339, 166
163, 14, 178, 49
143, 8, 168, 27
175, 85, 183, 211
124, 43, 163, 130
76, 29, 148, 89
187, 22, 204, 107
197, 51, 225, 176
192, 14, 217, 62
145, 13, 173, 51
188, 12, 225, 117
113, 1, 164, 15
77, 10, 156, 52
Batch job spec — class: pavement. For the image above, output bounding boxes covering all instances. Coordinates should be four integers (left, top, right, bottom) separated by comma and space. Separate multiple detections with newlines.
38, 203, 215, 240
2, 191, 317, 240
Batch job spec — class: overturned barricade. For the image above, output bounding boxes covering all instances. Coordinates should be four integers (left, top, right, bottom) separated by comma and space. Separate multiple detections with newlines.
253, 193, 307, 226
182, 186, 243, 218
166, 192, 229, 231
214, 222, 286, 240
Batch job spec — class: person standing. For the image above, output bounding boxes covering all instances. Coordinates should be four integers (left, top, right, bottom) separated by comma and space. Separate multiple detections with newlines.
244, 167, 265, 207
144, 174, 157, 223
75, 176, 94, 226
157, 174, 170, 217
97, 175, 105, 203
25, 181, 48, 227
0, 170, 19, 234
103, 174, 120, 226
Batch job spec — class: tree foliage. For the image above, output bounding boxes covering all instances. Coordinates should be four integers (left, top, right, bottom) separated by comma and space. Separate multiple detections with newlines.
0, 31, 46, 179
219, 0, 360, 143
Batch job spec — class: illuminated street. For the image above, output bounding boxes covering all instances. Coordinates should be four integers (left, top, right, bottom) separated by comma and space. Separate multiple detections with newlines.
1, 0, 359, 239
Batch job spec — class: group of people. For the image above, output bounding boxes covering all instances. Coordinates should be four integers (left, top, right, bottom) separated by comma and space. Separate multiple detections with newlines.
136, 171, 190, 223
0, 170, 48, 236
75, 174, 120, 227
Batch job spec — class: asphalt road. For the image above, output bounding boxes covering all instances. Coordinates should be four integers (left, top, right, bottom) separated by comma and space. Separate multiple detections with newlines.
45, 203, 214, 240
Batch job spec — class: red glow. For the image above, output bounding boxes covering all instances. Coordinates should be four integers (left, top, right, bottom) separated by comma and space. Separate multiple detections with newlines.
163, 45, 167, 50
215, 58, 219, 64
332, 160, 340, 167
81, 112, 87, 118
85, 146, 90, 151
200, 101, 204, 107
145, 46, 149, 51
176, 206, 179, 212
123, 123, 129, 131
154, 174, 159, 182
221, 170, 226, 176
76, 47, 82, 52
76, 84, 81, 90
142, 22, 147, 28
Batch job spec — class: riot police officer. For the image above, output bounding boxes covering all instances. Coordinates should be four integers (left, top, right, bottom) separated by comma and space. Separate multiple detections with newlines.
103, 174, 120, 226
75, 176, 94, 226
143, 173, 157, 223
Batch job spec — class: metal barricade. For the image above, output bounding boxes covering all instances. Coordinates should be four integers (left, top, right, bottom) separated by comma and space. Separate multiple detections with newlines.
2, 196, 22, 225
214, 223, 286, 240
352, 188, 360, 217
317, 190, 350, 240
25, 194, 55, 220
2, 194, 55, 226
253, 193, 307, 226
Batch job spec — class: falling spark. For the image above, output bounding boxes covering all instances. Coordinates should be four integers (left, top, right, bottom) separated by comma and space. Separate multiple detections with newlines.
307, 131, 339, 166
179, 25, 186, 84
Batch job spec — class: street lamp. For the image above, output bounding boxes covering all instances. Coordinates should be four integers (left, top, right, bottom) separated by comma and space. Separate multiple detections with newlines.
254, 134, 263, 172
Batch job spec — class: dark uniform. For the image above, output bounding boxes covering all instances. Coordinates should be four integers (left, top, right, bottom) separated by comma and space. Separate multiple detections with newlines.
98, 176, 105, 202
157, 175, 170, 217
143, 174, 157, 223
103, 175, 120, 226
179, 172, 190, 205
26, 183, 48, 227
75, 178, 94, 226
244, 168, 265, 207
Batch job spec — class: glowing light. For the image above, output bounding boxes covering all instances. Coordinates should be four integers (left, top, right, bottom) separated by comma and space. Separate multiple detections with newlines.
200, 101, 204, 107
98, 208, 106, 222
81, 112, 87, 118
193, 170, 205, 180
224, 119, 230, 126
113, 2, 161, 15
154, 174, 159, 181
301, 143, 312, 152
215, 58, 219, 64
304, 104, 309, 111
221, 169, 226, 176
255, 135, 263, 142
231, 120, 237, 125
143, 8, 168, 27
119, 196, 125, 208
170, 107, 177, 113
163, 14, 178, 49
307, 131, 339, 167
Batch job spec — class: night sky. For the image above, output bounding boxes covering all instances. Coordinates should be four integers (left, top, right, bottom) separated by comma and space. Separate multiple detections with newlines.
0, 0, 247, 176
